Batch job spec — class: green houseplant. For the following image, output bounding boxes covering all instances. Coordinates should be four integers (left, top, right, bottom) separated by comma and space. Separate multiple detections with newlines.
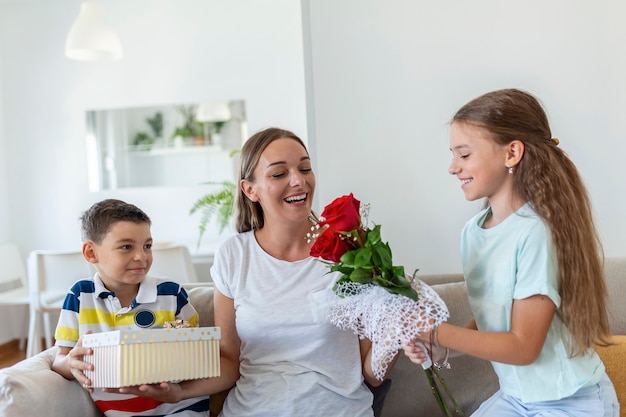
189, 150, 240, 246
146, 112, 163, 139
131, 112, 164, 151
172, 105, 202, 140
132, 131, 153, 149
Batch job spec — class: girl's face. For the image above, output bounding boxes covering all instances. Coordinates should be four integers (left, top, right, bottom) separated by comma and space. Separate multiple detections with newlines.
448, 122, 512, 203
243, 138, 315, 225
86, 220, 153, 291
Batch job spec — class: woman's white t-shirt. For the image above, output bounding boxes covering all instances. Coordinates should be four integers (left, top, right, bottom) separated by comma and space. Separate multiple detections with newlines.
211, 231, 373, 417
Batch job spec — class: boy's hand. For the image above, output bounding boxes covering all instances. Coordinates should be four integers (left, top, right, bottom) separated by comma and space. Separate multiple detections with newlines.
68, 330, 95, 392
52, 330, 95, 391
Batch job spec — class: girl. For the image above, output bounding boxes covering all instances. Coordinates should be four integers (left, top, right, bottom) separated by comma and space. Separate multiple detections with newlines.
404, 89, 619, 416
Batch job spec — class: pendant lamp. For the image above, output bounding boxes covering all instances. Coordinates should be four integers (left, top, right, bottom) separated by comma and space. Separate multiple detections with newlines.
65, 1, 123, 61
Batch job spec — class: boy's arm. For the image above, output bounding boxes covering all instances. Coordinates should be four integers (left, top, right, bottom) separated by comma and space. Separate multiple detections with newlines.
51, 332, 95, 392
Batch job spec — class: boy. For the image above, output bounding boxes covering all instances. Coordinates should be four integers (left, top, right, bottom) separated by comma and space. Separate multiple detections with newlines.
51, 199, 210, 416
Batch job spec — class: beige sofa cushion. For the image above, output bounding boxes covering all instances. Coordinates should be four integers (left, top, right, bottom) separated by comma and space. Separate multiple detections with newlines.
0, 348, 101, 417
605, 257, 626, 335
186, 285, 215, 327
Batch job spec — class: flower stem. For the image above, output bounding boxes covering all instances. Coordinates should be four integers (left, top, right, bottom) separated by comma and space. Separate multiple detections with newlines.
431, 367, 464, 416
422, 367, 464, 416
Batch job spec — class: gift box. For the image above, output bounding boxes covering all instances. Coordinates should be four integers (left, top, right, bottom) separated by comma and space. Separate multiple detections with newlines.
82, 327, 220, 388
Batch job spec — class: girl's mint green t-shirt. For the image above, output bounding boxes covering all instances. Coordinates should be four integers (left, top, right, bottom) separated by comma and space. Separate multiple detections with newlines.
460, 203, 604, 402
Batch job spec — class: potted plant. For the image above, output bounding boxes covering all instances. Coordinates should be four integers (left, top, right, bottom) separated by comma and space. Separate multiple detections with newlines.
172, 105, 202, 144
131, 113, 163, 151
133, 131, 153, 150
146, 112, 163, 140
189, 149, 240, 246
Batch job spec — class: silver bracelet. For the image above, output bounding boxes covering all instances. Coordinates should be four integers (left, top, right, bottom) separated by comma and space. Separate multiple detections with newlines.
434, 347, 451, 370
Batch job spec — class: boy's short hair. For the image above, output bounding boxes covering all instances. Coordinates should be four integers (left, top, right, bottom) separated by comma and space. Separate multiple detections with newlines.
81, 199, 151, 243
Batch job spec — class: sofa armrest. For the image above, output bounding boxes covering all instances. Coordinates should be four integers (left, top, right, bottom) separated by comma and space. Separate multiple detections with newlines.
0, 347, 102, 417
595, 335, 626, 417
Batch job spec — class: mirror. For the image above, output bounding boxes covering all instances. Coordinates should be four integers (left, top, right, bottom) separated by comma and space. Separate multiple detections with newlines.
86, 100, 246, 191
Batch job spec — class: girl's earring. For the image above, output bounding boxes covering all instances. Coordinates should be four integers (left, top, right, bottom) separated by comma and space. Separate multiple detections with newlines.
508, 167, 514, 174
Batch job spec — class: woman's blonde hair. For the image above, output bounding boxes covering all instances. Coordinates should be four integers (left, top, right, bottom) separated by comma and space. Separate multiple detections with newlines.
453, 88, 610, 355
235, 127, 307, 233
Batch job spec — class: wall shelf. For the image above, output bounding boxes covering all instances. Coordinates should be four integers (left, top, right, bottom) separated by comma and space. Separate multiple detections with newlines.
128, 144, 227, 157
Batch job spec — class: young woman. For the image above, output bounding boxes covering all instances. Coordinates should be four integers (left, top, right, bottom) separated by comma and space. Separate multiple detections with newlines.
404, 89, 619, 416
211, 127, 389, 416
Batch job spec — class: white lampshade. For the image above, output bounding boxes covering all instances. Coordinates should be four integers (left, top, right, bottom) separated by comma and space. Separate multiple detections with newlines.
196, 102, 232, 122
65, 1, 123, 61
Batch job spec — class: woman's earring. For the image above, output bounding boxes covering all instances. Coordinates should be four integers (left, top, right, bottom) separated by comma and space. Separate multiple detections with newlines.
508, 167, 514, 174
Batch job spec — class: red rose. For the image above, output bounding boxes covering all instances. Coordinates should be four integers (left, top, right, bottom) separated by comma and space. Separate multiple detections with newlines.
319, 193, 361, 232
310, 228, 351, 263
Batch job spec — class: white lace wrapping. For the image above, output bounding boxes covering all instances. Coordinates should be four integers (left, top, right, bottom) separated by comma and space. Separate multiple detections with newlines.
326, 280, 449, 380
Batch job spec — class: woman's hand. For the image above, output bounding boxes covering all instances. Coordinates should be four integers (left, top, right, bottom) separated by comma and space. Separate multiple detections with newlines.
103, 382, 183, 403
401, 339, 431, 366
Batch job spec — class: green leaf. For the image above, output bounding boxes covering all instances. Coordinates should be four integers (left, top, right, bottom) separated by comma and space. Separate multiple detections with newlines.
392, 266, 406, 280
339, 250, 357, 266
190, 180, 236, 247
330, 264, 356, 276
364, 225, 382, 246
389, 285, 418, 300
377, 243, 393, 267
354, 248, 372, 268
372, 275, 390, 287
349, 268, 374, 284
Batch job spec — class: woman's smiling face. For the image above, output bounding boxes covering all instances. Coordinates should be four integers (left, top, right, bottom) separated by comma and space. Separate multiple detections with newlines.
243, 137, 315, 224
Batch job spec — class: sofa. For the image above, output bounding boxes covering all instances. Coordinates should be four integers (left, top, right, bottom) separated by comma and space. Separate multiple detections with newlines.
1, 257, 624, 417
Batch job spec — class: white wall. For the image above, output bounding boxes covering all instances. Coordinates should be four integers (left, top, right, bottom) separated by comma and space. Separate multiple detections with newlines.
304, 0, 626, 274
0, 50, 8, 242
0, 0, 307, 260
0, 0, 307, 344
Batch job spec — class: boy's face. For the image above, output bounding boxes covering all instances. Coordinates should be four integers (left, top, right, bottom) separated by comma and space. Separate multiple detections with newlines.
84, 220, 153, 291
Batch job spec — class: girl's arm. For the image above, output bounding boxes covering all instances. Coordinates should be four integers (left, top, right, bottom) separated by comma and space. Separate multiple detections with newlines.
434, 294, 556, 365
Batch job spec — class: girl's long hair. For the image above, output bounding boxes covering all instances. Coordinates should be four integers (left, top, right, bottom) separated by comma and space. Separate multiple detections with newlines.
453, 88, 610, 355
235, 127, 307, 233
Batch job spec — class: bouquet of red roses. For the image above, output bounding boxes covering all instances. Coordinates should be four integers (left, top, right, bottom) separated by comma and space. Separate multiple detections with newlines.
309, 193, 462, 417
310, 193, 418, 300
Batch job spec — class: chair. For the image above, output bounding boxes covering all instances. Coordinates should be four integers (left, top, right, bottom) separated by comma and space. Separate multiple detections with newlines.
150, 244, 199, 283
0, 243, 30, 350
26, 249, 95, 358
